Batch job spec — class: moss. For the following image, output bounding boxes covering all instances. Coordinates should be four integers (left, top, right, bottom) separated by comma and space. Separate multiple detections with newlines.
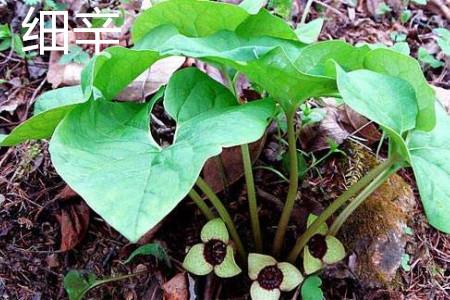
337, 142, 413, 287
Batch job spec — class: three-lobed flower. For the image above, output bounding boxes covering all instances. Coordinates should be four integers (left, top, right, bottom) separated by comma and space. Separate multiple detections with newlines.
303, 214, 346, 274
248, 253, 303, 300
182, 218, 241, 278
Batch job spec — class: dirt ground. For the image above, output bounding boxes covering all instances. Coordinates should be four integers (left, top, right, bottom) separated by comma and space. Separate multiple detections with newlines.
1, 0, 449, 299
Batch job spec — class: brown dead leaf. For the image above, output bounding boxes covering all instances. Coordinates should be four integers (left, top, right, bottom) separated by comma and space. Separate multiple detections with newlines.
63, 0, 86, 12
300, 104, 350, 152
116, 56, 185, 101
203, 136, 266, 194
47, 51, 84, 89
428, 0, 450, 21
433, 85, 450, 113
47, 50, 184, 100
339, 106, 381, 144
55, 185, 79, 201
163, 273, 188, 300
56, 198, 90, 252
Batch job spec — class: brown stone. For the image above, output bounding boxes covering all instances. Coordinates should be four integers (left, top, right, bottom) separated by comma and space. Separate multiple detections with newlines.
339, 144, 415, 288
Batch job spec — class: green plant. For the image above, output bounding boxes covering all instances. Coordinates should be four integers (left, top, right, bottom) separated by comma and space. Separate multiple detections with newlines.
59, 45, 90, 65
24, 0, 67, 10
0, 24, 26, 58
64, 270, 143, 300
401, 253, 411, 271
375, 2, 391, 15
418, 47, 444, 69
124, 242, 171, 266
287, 49, 449, 263
433, 28, 450, 57
295, 18, 325, 44
301, 275, 324, 300
400, 9, 412, 24
130, 0, 372, 257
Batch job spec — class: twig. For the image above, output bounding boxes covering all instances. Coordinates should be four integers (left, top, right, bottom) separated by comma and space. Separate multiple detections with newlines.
429, 0, 450, 21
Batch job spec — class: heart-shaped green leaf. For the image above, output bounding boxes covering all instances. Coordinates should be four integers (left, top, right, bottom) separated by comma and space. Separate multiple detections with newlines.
81, 47, 161, 100
0, 86, 85, 147
293, 40, 370, 76
408, 104, 450, 233
50, 68, 275, 241
295, 18, 324, 44
64, 271, 99, 300
301, 275, 324, 300
33, 86, 85, 114
164, 68, 236, 122
124, 242, 171, 266
364, 48, 436, 131
132, 0, 297, 42
134, 25, 339, 110
239, 0, 267, 14
132, 1, 370, 111
336, 66, 417, 160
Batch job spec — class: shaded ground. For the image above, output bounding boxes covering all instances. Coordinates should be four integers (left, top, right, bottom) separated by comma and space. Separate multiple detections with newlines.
1, 0, 449, 299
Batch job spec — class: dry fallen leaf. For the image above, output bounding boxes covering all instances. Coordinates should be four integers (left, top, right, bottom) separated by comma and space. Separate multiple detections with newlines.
433, 85, 450, 113
47, 51, 184, 101
56, 193, 90, 252
47, 51, 84, 89
116, 56, 185, 101
203, 136, 266, 194
55, 185, 79, 201
339, 106, 381, 145
163, 273, 189, 300
300, 104, 350, 152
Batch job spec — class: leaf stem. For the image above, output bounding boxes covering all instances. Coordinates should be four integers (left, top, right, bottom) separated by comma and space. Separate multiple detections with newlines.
272, 109, 299, 257
189, 189, 216, 220
223, 68, 263, 252
286, 156, 397, 263
241, 144, 263, 252
196, 177, 247, 260
300, 0, 315, 25
328, 165, 397, 235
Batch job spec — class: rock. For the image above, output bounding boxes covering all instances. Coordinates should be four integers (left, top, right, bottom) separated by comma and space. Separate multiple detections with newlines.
337, 143, 415, 288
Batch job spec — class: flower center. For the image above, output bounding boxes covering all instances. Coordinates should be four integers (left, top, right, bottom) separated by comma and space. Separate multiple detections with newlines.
203, 239, 227, 265
308, 234, 327, 259
257, 265, 283, 290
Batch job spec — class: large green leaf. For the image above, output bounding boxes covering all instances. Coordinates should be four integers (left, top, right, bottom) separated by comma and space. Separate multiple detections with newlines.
336, 67, 417, 159
241, 48, 337, 110
50, 69, 275, 241
364, 48, 436, 131
0, 86, 85, 147
135, 26, 341, 110
34, 86, 84, 114
165, 68, 236, 123
81, 47, 161, 100
133, 5, 371, 111
132, 0, 297, 42
135, 25, 305, 64
293, 40, 370, 76
408, 104, 450, 233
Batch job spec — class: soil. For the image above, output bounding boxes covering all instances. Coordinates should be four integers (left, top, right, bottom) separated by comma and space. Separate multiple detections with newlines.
1, 0, 449, 299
